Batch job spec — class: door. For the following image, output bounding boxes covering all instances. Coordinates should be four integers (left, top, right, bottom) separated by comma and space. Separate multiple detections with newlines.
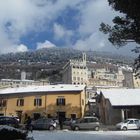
33, 113, 41, 120
127, 120, 138, 129
16, 110, 22, 123
57, 112, 66, 122
88, 117, 98, 129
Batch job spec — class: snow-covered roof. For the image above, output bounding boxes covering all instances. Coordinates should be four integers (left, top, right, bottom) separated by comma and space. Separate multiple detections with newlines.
95, 85, 120, 89
101, 89, 140, 106
1, 79, 34, 82
0, 84, 86, 95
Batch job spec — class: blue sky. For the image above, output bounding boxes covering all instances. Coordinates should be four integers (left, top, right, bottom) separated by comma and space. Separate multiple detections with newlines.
0, 0, 136, 56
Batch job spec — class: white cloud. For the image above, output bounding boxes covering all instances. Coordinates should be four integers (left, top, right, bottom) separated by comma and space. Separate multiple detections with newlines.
0, 0, 134, 56
53, 23, 73, 40
74, 32, 134, 56
0, 0, 83, 54
16, 44, 28, 52
74, 32, 106, 51
78, 0, 118, 36
0, 44, 28, 54
36, 40, 56, 50
54, 23, 65, 39
72, 0, 134, 56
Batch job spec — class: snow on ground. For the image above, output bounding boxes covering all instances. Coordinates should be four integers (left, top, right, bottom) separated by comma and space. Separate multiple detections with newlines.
81, 130, 140, 136
29, 130, 140, 140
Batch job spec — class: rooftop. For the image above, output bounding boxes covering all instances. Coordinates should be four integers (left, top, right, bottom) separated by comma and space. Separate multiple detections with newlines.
101, 89, 140, 106
0, 84, 86, 95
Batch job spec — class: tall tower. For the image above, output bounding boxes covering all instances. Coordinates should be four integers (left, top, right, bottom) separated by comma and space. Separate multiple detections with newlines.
82, 52, 86, 65
62, 52, 88, 85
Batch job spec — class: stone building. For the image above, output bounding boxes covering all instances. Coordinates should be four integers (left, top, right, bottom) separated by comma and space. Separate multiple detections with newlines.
133, 74, 140, 88
122, 70, 134, 88
62, 53, 88, 85
62, 54, 136, 89
87, 63, 125, 87
98, 89, 140, 125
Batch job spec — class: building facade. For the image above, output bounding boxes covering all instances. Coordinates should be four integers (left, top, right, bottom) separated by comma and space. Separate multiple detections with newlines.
98, 89, 140, 125
62, 53, 88, 85
62, 54, 136, 89
87, 63, 125, 87
133, 74, 140, 88
0, 85, 86, 122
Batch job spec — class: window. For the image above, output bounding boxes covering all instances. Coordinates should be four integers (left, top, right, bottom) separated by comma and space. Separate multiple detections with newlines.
128, 120, 134, 124
56, 98, 65, 106
89, 118, 98, 122
34, 97, 42, 106
0, 99, 7, 107
17, 98, 24, 106
134, 120, 139, 124
73, 77, 76, 80
81, 118, 88, 123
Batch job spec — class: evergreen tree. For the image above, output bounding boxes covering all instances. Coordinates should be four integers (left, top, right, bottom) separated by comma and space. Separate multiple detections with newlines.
100, 0, 140, 77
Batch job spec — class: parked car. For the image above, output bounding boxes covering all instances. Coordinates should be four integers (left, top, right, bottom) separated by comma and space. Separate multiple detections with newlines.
13, 116, 20, 122
63, 118, 77, 126
0, 116, 19, 128
31, 118, 57, 130
61, 118, 77, 129
116, 118, 140, 130
71, 116, 100, 131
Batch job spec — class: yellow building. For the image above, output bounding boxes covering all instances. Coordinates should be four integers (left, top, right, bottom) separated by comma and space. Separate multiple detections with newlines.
0, 85, 86, 121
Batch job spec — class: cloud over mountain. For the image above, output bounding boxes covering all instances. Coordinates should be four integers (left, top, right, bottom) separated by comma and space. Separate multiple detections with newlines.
36, 40, 56, 50
0, 0, 135, 56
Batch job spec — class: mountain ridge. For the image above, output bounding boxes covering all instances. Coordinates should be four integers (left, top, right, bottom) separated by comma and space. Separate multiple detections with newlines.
0, 47, 134, 64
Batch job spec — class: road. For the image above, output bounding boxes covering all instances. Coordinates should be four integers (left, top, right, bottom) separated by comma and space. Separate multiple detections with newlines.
29, 130, 140, 140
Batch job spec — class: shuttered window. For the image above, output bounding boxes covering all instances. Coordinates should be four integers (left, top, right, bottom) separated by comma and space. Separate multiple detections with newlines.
0, 99, 7, 107
34, 98, 42, 106
17, 99, 24, 106
56, 98, 65, 106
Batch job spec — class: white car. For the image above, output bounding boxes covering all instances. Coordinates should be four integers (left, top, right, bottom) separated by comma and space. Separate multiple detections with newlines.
116, 118, 140, 130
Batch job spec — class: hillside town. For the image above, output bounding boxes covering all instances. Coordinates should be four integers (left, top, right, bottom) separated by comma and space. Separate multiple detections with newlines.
0, 52, 140, 129
0, 0, 140, 139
